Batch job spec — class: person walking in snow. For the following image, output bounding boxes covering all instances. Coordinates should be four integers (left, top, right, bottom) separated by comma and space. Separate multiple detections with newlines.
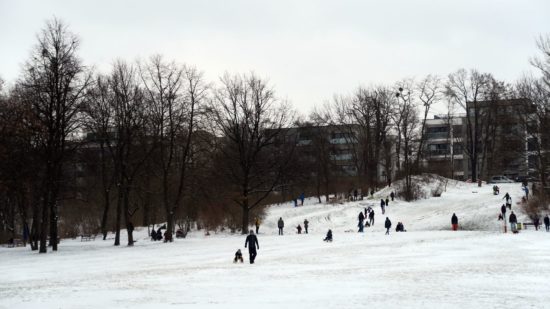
544, 215, 550, 232
255, 217, 261, 234
509, 211, 518, 233
451, 213, 458, 231
358, 211, 365, 232
300, 192, 305, 206
278, 217, 284, 235
380, 199, 386, 214
385, 217, 392, 235
296, 224, 302, 234
324, 229, 333, 242
244, 230, 259, 264
385, 197, 389, 208
390, 191, 395, 201
503, 193, 512, 209
353, 189, 358, 201
500, 204, 507, 221
369, 210, 375, 226
304, 219, 309, 234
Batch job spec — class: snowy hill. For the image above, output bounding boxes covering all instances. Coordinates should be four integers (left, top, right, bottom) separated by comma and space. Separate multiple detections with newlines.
1, 177, 549, 309
262, 177, 528, 234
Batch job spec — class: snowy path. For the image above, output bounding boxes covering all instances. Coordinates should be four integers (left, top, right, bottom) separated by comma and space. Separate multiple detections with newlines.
1, 181, 549, 308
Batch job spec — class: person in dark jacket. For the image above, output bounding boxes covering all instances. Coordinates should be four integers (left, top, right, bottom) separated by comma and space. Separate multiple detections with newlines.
353, 189, 358, 201
358, 212, 365, 232
451, 213, 458, 231
500, 204, 506, 221
544, 215, 550, 232
390, 191, 395, 201
509, 211, 518, 233
534, 216, 540, 231
380, 199, 386, 214
277, 217, 284, 235
244, 230, 259, 264
299, 192, 305, 206
384, 217, 392, 235
234, 249, 244, 263
304, 219, 309, 234
369, 210, 375, 226
324, 229, 333, 242
385, 197, 389, 207
296, 224, 302, 234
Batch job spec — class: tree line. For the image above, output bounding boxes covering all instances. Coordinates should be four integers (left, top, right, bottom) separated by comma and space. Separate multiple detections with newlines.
0, 19, 549, 252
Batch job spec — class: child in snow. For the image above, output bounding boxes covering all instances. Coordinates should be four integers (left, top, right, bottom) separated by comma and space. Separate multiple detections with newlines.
296, 224, 302, 234
324, 229, 333, 242
234, 249, 244, 263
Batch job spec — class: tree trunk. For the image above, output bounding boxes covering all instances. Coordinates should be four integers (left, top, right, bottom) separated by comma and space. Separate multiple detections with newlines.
39, 193, 49, 253
114, 185, 122, 246
241, 196, 249, 234
101, 190, 110, 240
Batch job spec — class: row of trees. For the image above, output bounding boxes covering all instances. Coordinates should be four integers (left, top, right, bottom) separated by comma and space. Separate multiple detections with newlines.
0, 19, 549, 252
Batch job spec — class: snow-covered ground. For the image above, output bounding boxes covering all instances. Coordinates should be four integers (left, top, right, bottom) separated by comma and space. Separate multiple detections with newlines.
2, 180, 550, 308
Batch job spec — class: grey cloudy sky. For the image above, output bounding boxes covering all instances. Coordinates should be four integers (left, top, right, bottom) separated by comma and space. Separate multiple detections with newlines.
1, 0, 548, 114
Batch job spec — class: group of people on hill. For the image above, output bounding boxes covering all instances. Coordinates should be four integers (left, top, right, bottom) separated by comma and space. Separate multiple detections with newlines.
358, 208, 375, 232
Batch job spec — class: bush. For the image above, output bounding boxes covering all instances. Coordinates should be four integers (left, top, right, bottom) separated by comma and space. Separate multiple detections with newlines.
521, 195, 550, 221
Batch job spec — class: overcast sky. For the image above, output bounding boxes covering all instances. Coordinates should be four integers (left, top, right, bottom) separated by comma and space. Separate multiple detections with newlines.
1, 0, 548, 114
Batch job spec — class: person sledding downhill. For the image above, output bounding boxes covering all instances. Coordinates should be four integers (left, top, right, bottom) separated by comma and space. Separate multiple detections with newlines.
234, 249, 244, 263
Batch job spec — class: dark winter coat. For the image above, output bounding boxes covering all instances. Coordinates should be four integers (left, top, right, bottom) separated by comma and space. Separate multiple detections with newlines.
369, 211, 374, 219
278, 219, 284, 228
544, 216, 550, 226
381, 199, 386, 207
509, 213, 517, 224
501, 205, 506, 214
451, 214, 458, 225
358, 212, 365, 222
304, 220, 309, 228
385, 218, 392, 229
245, 235, 259, 251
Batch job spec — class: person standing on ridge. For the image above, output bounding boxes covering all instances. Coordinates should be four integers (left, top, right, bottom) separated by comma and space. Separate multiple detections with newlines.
304, 219, 309, 234
244, 230, 259, 264
451, 213, 458, 231
277, 217, 284, 235
255, 217, 261, 234
299, 192, 305, 206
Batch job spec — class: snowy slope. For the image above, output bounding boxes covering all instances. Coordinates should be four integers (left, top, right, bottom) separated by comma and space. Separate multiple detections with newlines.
1, 178, 549, 309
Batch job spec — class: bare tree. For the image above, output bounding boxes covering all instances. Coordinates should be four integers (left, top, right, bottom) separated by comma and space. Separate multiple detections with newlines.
20, 18, 90, 253
212, 73, 294, 234
415, 75, 442, 167
445, 69, 491, 182
141, 56, 206, 240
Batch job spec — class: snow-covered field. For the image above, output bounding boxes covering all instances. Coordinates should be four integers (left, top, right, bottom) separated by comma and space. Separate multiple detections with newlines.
2, 180, 550, 308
